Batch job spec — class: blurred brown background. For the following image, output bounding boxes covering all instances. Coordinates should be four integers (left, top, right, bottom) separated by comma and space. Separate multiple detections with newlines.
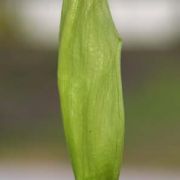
0, 0, 180, 179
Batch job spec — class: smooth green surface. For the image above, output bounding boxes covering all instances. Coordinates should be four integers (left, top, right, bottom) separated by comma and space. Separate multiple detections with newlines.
58, 0, 124, 179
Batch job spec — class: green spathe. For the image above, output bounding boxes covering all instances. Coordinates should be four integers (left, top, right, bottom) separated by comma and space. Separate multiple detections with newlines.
58, 0, 124, 179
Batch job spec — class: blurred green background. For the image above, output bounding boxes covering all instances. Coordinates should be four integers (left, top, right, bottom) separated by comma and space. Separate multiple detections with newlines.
0, 0, 180, 179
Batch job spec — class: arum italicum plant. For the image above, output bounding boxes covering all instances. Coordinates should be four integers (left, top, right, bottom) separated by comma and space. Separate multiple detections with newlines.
58, 0, 124, 179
